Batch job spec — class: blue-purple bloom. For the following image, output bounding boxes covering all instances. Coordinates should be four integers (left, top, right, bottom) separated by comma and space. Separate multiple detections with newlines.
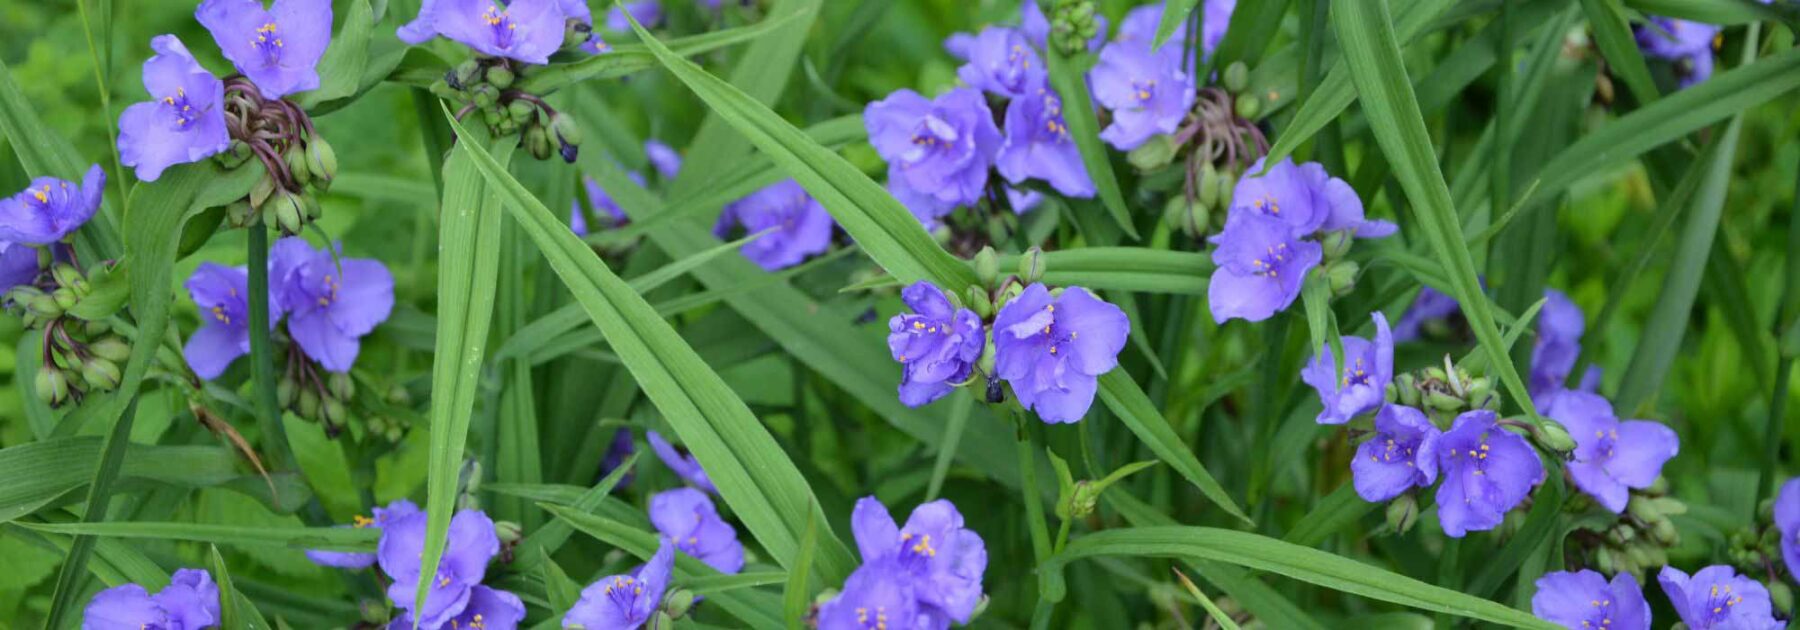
1775, 478, 1800, 584
647, 430, 717, 495
888, 281, 985, 407
1658, 565, 1783, 630
644, 139, 682, 180
389, 585, 525, 630
1545, 391, 1678, 514
818, 560, 922, 630
606, 0, 664, 32
119, 35, 232, 182
1300, 312, 1394, 425
269, 237, 395, 372
1636, 17, 1718, 88
866, 88, 1002, 226
993, 284, 1130, 423
1433, 410, 1544, 537
1352, 405, 1440, 502
998, 87, 1094, 198
957, 26, 1044, 99
564, 540, 674, 630
1115, 0, 1235, 63
82, 568, 220, 630
1091, 40, 1194, 151
599, 428, 636, 487
428, 0, 568, 64
377, 508, 501, 629
0, 164, 104, 245
1206, 213, 1321, 323
196, 0, 332, 99
305, 499, 420, 569
846, 496, 988, 626
183, 263, 275, 380
1531, 570, 1650, 630
571, 172, 641, 236
715, 179, 835, 271
1531, 289, 1587, 399
650, 487, 745, 574
1232, 158, 1393, 238
0, 242, 39, 294
1393, 285, 1461, 342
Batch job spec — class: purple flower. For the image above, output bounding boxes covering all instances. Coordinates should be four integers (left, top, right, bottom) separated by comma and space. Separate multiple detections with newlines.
1637, 17, 1718, 88
1433, 410, 1544, 537
0, 242, 39, 294
564, 540, 674, 630
571, 173, 641, 236
83, 568, 220, 630
717, 179, 835, 271
650, 487, 745, 574
1658, 565, 1783, 630
118, 35, 232, 182
645, 140, 682, 180
849, 496, 987, 624
388, 585, 524, 630
1545, 391, 1678, 513
817, 560, 924, 630
196, 0, 332, 99
599, 428, 636, 487
606, 0, 664, 32
305, 499, 420, 569
1531, 570, 1650, 630
1007, 187, 1044, 214
1393, 285, 1461, 342
865, 88, 1002, 226
993, 284, 1130, 423
183, 263, 277, 380
888, 281, 985, 407
1351, 405, 1440, 502
377, 508, 501, 629
1531, 289, 1586, 399
0, 164, 104, 245
432, 0, 567, 64
1300, 312, 1394, 425
269, 237, 394, 372
1776, 478, 1800, 583
647, 430, 717, 494
957, 26, 1044, 99
1230, 158, 1391, 238
998, 87, 1094, 198
1116, 0, 1236, 62
1091, 41, 1194, 151
1206, 213, 1322, 323
1019, 0, 1105, 52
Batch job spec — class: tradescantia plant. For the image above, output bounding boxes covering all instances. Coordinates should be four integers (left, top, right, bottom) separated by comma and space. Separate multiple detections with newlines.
3, 0, 1800, 628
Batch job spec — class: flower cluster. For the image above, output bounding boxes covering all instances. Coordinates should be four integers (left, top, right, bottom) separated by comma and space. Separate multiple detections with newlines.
377, 507, 525, 629
1530, 565, 1783, 630
83, 568, 221, 628
818, 497, 989, 628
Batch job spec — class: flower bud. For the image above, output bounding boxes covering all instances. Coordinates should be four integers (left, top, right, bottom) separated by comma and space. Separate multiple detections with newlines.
329, 372, 355, 401
52, 287, 78, 311
1321, 230, 1355, 261
285, 147, 313, 188
472, 84, 499, 108
216, 140, 255, 169
1424, 389, 1465, 413
302, 194, 324, 221
227, 200, 257, 228
270, 192, 306, 234
323, 398, 348, 426
1386, 494, 1419, 534
1771, 582, 1794, 615
1534, 419, 1577, 454
305, 135, 338, 184
1326, 260, 1360, 297
493, 520, 524, 545
1126, 134, 1178, 172
81, 357, 121, 391
1593, 546, 1617, 574
251, 173, 276, 208
1215, 170, 1238, 207
551, 114, 582, 147
88, 336, 131, 363
966, 286, 993, 320
1017, 247, 1046, 284
1066, 480, 1102, 518
278, 375, 298, 407
297, 389, 321, 420
452, 59, 483, 90
507, 100, 536, 125
1198, 162, 1222, 208
36, 368, 69, 406
525, 126, 554, 161
429, 80, 462, 102
662, 588, 696, 619
973, 246, 1000, 288
50, 264, 82, 291
1234, 93, 1263, 120
1651, 518, 1679, 547
486, 65, 516, 90
1224, 62, 1249, 93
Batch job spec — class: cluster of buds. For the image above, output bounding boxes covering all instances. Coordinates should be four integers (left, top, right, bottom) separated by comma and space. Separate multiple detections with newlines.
216, 76, 336, 234
434, 59, 581, 163
1388, 355, 1500, 423
1137, 63, 1269, 240
1571, 478, 1687, 580
1052, 455, 1156, 520
1723, 497, 1797, 613
278, 350, 355, 435
1045, 0, 1101, 56
7, 260, 131, 407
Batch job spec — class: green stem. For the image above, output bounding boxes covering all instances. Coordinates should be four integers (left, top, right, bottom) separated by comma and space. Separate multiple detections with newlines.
247, 227, 295, 471
1016, 416, 1053, 564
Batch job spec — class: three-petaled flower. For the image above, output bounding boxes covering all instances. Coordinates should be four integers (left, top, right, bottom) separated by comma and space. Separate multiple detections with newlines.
269, 237, 395, 372
182, 263, 277, 380
998, 87, 1094, 198
377, 508, 502, 628
865, 88, 1002, 227
0, 164, 104, 245
649, 487, 745, 574
715, 179, 835, 271
1300, 312, 1394, 425
956, 26, 1044, 99
827, 496, 988, 627
888, 281, 985, 408
1545, 390, 1678, 513
305, 499, 419, 569
82, 568, 221, 629
1351, 404, 1441, 502
1530, 569, 1650, 630
993, 283, 1130, 423
1091, 39, 1194, 151
196, 0, 332, 99
1657, 565, 1783, 630
1434, 410, 1544, 537
564, 540, 675, 630
118, 35, 232, 182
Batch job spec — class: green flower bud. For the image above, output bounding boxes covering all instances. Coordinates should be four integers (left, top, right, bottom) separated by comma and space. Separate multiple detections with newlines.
472, 84, 498, 108
251, 173, 276, 208
494, 520, 524, 545
429, 80, 462, 101
1018, 247, 1046, 284
1326, 260, 1360, 297
1649, 496, 1687, 517
1065, 480, 1100, 518
270, 192, 305, 234
329, 372, 355, 401
978, 336, 997, 376
1321, 230, 1355, 261
507, 100, 535, 125
1608, 523, 1636, 545
662, 588, 697, 619
52, 287, 78, 310
285, 147, 312, 187
1623, 543, 1654, 569
305, 135, 337, 184
973, 246, 1000, 288
551, 113, 582, 147
1466, 377, 1497, 410
216, 140, 255, 169
1386, 493, 1419, 534
81, 357, 121, 391
1771, 581, 1794, 615
1535, 419, 1577, 454
388, 385, 412, 406
323, 399, 348, 426
453, 59, 483, 89
1198, 162, 1223, 208
1651, 518, 1679, 547
36, 368, 69, 406
966, 286, 994, 320
1126, 133, 1178, 172
278, 375, 298, 407
487, 65, 516, 89
1425, 389, 1465, 413
1235, 93, 1263, 120
1224, 62, 1249, 93
88, 336, 130, 363
1394, 372, 1421, 408
302, 194, 324, 221
227, 200, 257, 228
525, 125, 553, 161
297, 389, 321, 420
1593, 546, 1617, 574
1215, 170, 1238, 207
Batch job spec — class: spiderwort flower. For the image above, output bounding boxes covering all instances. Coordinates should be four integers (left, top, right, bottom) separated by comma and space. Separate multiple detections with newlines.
183, 263, 277, 380
888, 282, 985, 407
196, 0, 332, 99
1116, 0, 1236, 62
1300, 312, 1394, 425
817, 560, 923, 630
993, 284, 1130, 423
305, 499, 420, 569
998, 87, 1094, 198
0, 164, 104, 245
377, 508, 501, 629
647, 430, 717, 495
83, 568, 220, 630
650, 487, 745, 574
431, 0, 568, 64
645, 139, 682, 180
564, 540, 674, 630
957, 26, 1044, 99
1636, 17, 1718, 88
389, 585, 525, 630
1207, 214, 1322, 323
1352, 405, 1440, 502
606, 0, 664, 32
1531, 570, 1650, 630
598, 428, 636, 487
1393, 285, 1461, 342
1531, 289, 1586, 399
1657, 565, 1783, 630
1090, 40, 1194, 151
269, 237, 395, 372
0, 242, 39, 294
1230, 157, 1391, 238
1775, 478, 1800, 582
1545, 391, 1679, 513
1434, 410, 1544, 537
119, 36, 232, 182
865, 88, 1002, 226
571, 173, 641, 236
717, 179, 835, 271
849, 496, 988, 625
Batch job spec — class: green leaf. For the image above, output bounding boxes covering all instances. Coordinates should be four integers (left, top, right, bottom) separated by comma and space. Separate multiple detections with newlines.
1579, 0, 1660, 106
622, 9, 976, 289
42, 399, 138, 629
784, 511, 819, 629
1154, 0, 1202, 49
66, 260, 130, 321
1623, 0, 1792, 25
1332, 0, 1541, 419
1048, 49, 1138, 240
21, 521, 381, 551
0, 438, 309, 523
297, 0, 373, 106
1043, 526, 1560, 629
510, 452, 638, 574
445, 108, 857, 585
513, 11, 811, 94
540, 548, 582, 615
209, 544, 274, 630
547, 504, 784, 629
1280, 483, 1375, 548
1095, 372, 1251, 524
